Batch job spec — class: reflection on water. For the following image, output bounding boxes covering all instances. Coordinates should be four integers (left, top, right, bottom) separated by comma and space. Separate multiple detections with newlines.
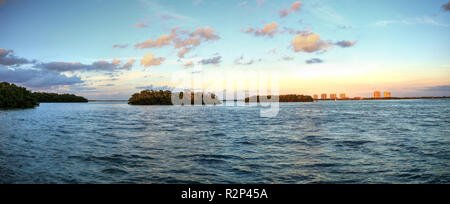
0, 100, 449, 183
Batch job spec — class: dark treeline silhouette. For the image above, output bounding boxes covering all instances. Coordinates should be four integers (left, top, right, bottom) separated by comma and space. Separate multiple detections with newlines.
33, 92, 88, 103
129, 90, 172, 105
279, 94, 314, 102
0, 82, 39, 109
245, 94, 314, 103
128, 89, 222, 105
0, 82, 88, 109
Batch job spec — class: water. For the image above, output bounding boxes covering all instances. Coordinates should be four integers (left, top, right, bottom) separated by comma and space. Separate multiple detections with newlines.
0, 100, 449, 184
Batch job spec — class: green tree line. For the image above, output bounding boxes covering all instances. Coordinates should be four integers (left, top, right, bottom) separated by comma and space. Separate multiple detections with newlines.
33, 92, 88, 103
128, 89, 222, 105
245, 94, 314, 103
0, 82, 88, 109
0, 82, 39, 109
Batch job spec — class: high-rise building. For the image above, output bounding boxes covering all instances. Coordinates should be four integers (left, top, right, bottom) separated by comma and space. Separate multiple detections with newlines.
330, 94, 337, 99
313, 94, 319, 100
374, 91, 381, 98
339, 93, 346, 99
321, 94, 327, 99
384, 92, 391, 98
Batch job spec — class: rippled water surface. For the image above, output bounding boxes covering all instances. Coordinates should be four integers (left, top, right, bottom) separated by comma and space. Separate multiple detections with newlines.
1, 100, 449, 183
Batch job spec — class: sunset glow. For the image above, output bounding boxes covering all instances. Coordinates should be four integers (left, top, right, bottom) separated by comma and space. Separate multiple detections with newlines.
1, 0, 449, 99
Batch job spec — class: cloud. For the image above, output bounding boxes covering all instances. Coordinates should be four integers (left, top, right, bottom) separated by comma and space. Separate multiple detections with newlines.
1, 48, 135, 75
443, 2, 450, 11
136, 84, 173, 91
113, 44, 128, 49
89, 60, 134, 71
35, 59, 134, 73
375, 16, 449, 27
140, 0, 193, 22
0, 66, 83, 88
136, 23, 149, 28
234, 56, 255, 65
122, 59, 136, 70
174, 27, 219, 58
282, 56, 294, 61
190, 27, 220, 41
156, 13, 189, 21
291, 32, 331, 53
174, 37, 201, 49
184, 61, 194, 69
335, 40, 357, 48
135, 27, 219, 59
135, 28, 178, 49
282, 27, 310, 35
0, 48, 36, 66
279, 9, 290, 18
291, 1, 302, 11
280, 1, 303, 18
199, 56, 222, 65
244, 22, 279, 37
140, 52, 166, 67
100, 84, 115, 87
305, 58, 324, 64
177, 48, 192, 58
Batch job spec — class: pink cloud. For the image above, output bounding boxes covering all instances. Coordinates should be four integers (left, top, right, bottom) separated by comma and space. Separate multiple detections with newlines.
244, 22, 279, 37
280, 1, 303, 18
177, 48, 193, 58
190, 27, 220, 41
136, 23, 149, 28
291, 32, 331, 53
141, 53, 166, 67
135, 28, 178, 49
135, 27, 219, 59
184, 61, 194, 69
291, 1, 302, 11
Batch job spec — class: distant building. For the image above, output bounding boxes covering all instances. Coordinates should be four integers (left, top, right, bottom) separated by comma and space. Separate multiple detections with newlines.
313, 94, 319, 100
330, 94, 337, 100
384, 92, 391, 98
374, 91, 381, 98
339, 93, 346, 99
321, 93, 327, 99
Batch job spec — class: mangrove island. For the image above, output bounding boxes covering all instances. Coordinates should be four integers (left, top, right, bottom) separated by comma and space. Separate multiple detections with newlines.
33, 92, 88, 103
245, 94, 314, 103
0, 82, 88, 109
129, 89, 222, 105
0, 82, 39, 109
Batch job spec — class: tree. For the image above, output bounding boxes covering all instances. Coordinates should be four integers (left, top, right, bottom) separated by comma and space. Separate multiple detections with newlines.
0, 82, 39, 109
245, 94, 313, 103
33, 92, 88, 103
128, 89, 222, 105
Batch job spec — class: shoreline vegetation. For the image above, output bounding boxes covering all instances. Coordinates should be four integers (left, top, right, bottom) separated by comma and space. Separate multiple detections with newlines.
316, 97, 450, 101
245, 95, 314, 103
0, 82, 39, 109
128, 90, 222, 105
0, 82, 88, 109
33, 92, 88, 103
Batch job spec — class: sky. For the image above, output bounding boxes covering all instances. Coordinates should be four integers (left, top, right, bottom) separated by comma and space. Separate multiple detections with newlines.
0, 0, 449, 99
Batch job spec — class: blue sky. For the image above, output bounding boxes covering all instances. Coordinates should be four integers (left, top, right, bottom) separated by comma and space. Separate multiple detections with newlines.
1, 0, 449, 99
